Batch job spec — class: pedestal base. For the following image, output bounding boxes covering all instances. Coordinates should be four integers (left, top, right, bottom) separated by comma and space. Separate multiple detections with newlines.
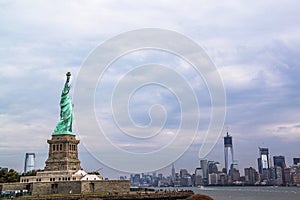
44, 134, 81, 171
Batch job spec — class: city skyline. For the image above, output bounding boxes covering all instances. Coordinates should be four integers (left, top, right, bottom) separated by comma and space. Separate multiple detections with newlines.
1, 1, 300, 178
128, 142, 300, 187
1, 131, 299, 180
128, 146, 300, 187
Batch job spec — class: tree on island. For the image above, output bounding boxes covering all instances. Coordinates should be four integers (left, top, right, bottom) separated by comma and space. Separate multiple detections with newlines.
0, 168, 20, 183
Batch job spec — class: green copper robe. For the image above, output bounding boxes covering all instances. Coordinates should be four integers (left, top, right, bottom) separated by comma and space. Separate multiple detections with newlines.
53, 72, 74, 135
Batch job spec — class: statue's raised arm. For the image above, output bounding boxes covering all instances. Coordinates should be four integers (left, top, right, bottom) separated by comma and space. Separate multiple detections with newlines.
53, 72, 74, 135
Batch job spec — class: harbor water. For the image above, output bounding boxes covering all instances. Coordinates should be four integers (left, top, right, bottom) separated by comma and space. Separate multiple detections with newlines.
191, 186, 300, 200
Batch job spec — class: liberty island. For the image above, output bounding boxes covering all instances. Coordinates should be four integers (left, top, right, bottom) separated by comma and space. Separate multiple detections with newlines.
0, 72, 130, 196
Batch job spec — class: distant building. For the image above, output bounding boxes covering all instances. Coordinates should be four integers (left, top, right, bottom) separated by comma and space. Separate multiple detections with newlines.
179, 169, 191, 187
180, 169, 188, 178
208, 173, 218, 185
24, 153, 35, 174
274, 166, 283, 185
208, 161, 219, 174
244, 167, 259, 185
174, 172, 181, 187
215, 162, 223, 172
273, 156, 286, 169
180, 175, 192, 187
194, 168, 203, 186
283, 168, 292, 185
171, 163, 175, 183
293, 158, 300, 166
224, 132, 234, 174
152, 172, 156, 178
132, 174, 141, 186
293, 166, 300, 185
273, 155, 286, 185
158, 173, 163, 180
217, 173, 228, 185
258, 147, 270, 181
228, 163, 240, 183
200, 160, 208, 185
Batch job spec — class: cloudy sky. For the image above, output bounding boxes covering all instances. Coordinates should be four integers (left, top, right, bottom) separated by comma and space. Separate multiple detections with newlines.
1, 0, 300, 178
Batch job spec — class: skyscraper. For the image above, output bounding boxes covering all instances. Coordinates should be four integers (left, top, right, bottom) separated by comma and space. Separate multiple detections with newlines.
194, 168, 203, 186
224, 131, 234, 174
293, 158, 300, 165
244, 167, 259, 185
273, 155, 286, 169
200, 160, 208, 185
171, 163, 175, 182
24, 153, 35, 174
208, 161, 219, 174
179, 169, 188, 178
258, 147, 270, 180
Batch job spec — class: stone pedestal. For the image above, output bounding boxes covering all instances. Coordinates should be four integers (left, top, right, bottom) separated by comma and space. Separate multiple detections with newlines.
44, 134, 81, 171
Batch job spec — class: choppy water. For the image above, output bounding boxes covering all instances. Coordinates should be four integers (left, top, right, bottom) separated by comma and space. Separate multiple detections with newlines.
190, 186, 300, 200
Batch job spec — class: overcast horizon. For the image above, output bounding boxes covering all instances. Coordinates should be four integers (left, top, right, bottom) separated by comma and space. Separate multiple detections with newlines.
1, 1, 300, 179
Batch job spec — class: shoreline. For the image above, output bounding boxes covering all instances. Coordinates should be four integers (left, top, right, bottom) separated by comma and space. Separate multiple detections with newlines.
9, 190, 195, 200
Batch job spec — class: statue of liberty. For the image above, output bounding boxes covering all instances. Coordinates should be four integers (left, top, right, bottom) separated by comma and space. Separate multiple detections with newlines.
53, 72, 74, 135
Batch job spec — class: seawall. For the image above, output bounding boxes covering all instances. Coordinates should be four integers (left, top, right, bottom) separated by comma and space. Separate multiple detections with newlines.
12, 190, 194, 200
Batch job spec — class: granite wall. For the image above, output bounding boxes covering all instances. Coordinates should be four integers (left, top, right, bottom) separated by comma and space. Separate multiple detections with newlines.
81, 180, 130, 194
1, 180, 130, 195
0, 182, 30, 191
31, 181, 82, 195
